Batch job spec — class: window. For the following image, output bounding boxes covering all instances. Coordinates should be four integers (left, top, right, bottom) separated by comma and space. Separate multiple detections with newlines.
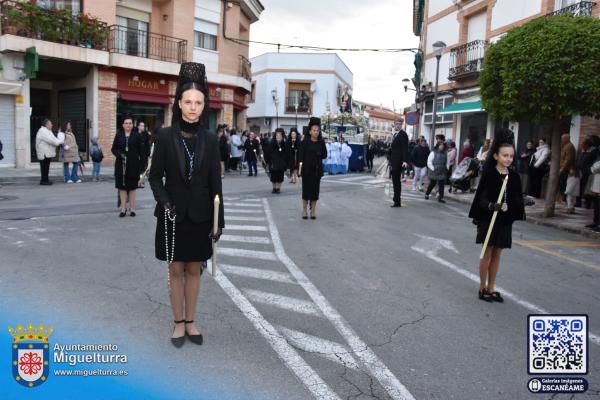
115, 16, 148, 58
194, 19, 218, 50
194, 32, 217, 50
423, 97, 453, 124
286, 82, 311, 113
37, 0, 81, 14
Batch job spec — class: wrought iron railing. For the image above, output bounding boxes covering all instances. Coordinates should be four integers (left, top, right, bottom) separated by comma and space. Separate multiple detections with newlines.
448, 40, 487, 80
550, 1, 595, 16
285, 96, 311, 114
239, 55, 252, 81
108, 25, 186, 63
0, 0, 108, 49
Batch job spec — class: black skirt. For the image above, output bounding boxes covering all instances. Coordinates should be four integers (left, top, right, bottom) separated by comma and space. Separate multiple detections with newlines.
476, 222, 513, 249
115, 176, 139, 191
302, 175, 321, 201
155, 214, 213, 262
270, 170, 285, 183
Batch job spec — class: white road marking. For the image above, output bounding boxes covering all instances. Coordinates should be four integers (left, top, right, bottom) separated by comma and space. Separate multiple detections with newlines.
220, 234, 271, 244
275, 325, 362, 371
226, 209, 263, 214
361, 179, 387, 185
337, 175, 374, 182
243, 289, 322, 316
263, 199, 416, 400
225, 215, 266, 222
219, 264, 296, 284
225, 202, 263, 208
213, 272, 341, 400
411, 235, 600, 346
225, 224, 268, 232
219, 247, 277, 261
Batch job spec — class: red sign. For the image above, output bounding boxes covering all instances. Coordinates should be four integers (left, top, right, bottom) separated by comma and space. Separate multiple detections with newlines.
117, 71, 169, 96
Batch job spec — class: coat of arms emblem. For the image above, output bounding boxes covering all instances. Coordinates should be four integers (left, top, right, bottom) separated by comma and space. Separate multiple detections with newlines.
9, 323, 53, 388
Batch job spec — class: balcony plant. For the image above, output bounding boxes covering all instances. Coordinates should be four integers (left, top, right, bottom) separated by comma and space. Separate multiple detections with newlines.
1, 1, 25, 35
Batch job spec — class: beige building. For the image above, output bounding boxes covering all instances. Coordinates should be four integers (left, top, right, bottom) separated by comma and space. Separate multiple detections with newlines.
0, 0, 262, 168
412, 0, 600, 154
353, 100, 403, 142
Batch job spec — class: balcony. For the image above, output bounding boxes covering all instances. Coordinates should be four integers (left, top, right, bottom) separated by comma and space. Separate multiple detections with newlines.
285, 96, 312, 114
108, 25, 186, 63
550, 1, 595, 16
0, 0, 108, 49
448, 40, 487, 81
239, 55, 251, 81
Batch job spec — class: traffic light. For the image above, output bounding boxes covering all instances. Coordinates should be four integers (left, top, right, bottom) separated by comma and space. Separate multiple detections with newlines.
24, 47, 39, 79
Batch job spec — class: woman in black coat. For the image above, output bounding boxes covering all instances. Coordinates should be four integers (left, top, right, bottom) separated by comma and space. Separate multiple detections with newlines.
269, 128, 289, 194
287, 128, 301, 183
112, 115, 144, 217
299, 117, 327, 219
148, 62, 225, 348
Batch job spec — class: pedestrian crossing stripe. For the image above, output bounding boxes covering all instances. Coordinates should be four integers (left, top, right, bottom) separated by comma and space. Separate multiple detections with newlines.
242, 289, 322, 316
218, 247, 277, 261
219, 264, 295, 284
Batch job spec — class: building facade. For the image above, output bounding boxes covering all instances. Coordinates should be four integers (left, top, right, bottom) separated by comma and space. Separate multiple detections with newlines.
246, 52, 353, 134
353, 100, 403, 142
412, 0, 600, 153
0, 0, 262, 169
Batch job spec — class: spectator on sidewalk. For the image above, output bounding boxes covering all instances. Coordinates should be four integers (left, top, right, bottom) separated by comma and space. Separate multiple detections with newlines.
229, 129, 243, 171
35, 119, 64, 185
459, 139, 474, 163
559, 133, 576, 203
90, 137, 104, 181
61, 122, 81, 183
576, 138, 595, 208
586, 140, 600, 232
528, 138, 550, 198
217, 125, 229, 178
425, 141, 449, 203
447, 141, 457, 192
411, 138, 429, 191
564, 166, 580, 214
137, 121, 151, 173
518, 140, 536, 195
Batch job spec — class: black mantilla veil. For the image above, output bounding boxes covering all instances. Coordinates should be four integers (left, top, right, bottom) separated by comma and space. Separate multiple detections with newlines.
483, 128, 515, 171
305, 117, 323, 141
171, 62, 210, 133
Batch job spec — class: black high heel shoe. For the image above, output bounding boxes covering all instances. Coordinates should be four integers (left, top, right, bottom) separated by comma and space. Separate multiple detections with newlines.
184, 321, 203, 345
171, 320, 185, 348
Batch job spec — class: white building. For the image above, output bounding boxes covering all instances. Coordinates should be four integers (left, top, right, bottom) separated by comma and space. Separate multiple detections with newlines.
247, 52, 353, 134
412, 0, 600, 152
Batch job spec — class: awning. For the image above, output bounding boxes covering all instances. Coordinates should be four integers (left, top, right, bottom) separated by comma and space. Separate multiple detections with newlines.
209, 101, 223, 109
438, 101, 483, 115
120, 92, 171, 105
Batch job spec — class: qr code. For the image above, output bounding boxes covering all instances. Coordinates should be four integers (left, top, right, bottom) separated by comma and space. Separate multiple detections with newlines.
528, 315, 587, 374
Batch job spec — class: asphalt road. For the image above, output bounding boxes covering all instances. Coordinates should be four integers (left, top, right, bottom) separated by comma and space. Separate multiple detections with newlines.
1, 167, 598, 400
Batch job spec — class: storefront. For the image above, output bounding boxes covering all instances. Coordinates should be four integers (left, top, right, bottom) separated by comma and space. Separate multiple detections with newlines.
0, 94, 16, 167
115, 70, 172, 131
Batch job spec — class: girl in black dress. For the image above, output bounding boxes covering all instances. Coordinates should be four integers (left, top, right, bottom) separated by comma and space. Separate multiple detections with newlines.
299, 117, 327, 220
112, 115, 143, 217
149, 63, 225, 347
288, 128, 301, 183
468, 130, 525, 303
269, 128, 288, 194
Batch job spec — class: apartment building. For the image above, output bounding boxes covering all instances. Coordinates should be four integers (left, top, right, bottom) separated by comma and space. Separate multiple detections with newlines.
412, 0, 600, 154
246, 52, 354, 134
0, 0, 262, 168
353, 100, 402, 142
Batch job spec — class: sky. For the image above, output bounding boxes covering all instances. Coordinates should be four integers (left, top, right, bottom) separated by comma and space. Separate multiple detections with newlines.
249, 0, 420, 112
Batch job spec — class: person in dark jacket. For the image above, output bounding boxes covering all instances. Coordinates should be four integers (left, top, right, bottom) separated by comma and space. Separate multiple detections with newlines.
411, 138, 430, 191
287, 128, 301, 183
244, 132, 260, 176
148, 62, 224, 348
367, 136, 377, 172
217, 125, 229, 178
388, 120, 410, 207
137, 121, 151, 172
299, 117, 327, 219
112, 115, 144, 217
424, 141, 449, 203
468, 129, 525, 303
269, 128, 289, 193
577, 138, 597, 208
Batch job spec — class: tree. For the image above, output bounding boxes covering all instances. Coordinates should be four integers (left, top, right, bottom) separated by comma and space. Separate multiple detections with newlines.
480, 15, 600, 217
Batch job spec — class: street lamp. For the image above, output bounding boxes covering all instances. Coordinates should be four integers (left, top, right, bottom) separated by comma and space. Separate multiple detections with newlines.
430, 40, 446, 148
402, 78, 416, 92
271, 89, 279, 130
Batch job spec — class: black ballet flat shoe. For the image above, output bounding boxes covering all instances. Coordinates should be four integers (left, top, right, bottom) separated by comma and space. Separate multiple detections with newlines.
171, 320, 185, 348
478, 288, 493, 302
184, 321, 203, 345
489, 291, 504, 303
119, 211, 127, 218
302, 213, 308, 220
129, 211, 136, 217
272, 188, 276, 193
390, 203, 401, 208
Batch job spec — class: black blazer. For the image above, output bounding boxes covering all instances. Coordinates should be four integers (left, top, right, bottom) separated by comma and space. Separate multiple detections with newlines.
148, 126, 225, 228
299, 138, 327, 178
111, 131, 144, 180
389, 130, 410, 171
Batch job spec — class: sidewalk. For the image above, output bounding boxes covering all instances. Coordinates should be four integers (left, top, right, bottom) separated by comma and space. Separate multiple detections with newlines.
404, 178, 600, 240
0, 164, 114, 185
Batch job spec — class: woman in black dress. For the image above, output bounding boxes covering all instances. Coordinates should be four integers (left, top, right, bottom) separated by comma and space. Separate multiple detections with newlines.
299, 117, 327, 220
269, 128, 288, 194
112, 115, 143, 217
288, 128, 301, 183
469, 129, 525, 303
149, 62, 225, 348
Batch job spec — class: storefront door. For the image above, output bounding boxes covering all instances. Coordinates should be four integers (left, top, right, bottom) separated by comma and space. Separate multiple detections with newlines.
460, 112, 488, 155
117, 101, 165, 133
